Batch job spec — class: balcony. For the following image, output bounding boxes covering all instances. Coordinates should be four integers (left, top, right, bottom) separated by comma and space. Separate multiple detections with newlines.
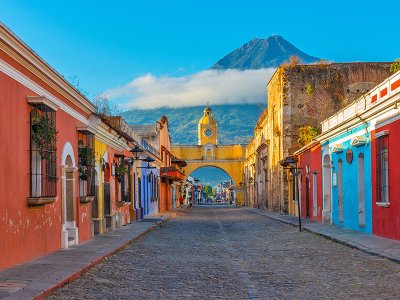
160, 167, 185, 181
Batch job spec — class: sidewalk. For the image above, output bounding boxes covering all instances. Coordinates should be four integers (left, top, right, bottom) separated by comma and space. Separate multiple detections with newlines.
246, 207, 400, 263
0, 211, 178, 300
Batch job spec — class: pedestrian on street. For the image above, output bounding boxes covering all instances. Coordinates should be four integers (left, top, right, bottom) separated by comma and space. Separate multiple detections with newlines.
179, 196, 184, 208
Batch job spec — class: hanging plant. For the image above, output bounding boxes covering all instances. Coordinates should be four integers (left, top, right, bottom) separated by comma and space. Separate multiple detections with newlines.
78, 146, 95, 167
115, 165, 128, 183
32, 115, 58, 159
78, 166, 89, 181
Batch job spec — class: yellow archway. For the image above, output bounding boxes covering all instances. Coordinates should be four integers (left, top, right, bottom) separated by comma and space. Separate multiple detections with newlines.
171, 106, 246, 205
172, 144, 246, 205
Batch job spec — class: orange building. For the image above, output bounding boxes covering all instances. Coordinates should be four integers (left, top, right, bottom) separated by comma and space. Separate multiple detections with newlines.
0, 23, 98, 269
158, 116, 186, 211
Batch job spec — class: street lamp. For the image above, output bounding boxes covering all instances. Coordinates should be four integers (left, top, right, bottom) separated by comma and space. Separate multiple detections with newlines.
143, 156, 155, 168
129, 145, 144, 160
280, 156, 302, 232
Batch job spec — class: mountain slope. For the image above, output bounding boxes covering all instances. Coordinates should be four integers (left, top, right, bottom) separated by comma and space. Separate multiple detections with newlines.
211, 35, 319, 70
121, 104, 265, 145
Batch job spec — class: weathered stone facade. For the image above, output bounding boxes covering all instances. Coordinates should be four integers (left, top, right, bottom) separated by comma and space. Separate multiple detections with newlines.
245, 109, 268, 208
255, 62, 391, 214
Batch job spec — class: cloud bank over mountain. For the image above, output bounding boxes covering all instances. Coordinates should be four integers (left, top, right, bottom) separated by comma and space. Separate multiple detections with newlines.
107, 68, 275, 109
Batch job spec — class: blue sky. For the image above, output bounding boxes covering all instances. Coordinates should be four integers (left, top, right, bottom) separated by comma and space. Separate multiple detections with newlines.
1, 0, 399, 107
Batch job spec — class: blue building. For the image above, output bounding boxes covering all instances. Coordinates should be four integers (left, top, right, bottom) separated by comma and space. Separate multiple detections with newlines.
141, 162, 160, 216
319, 106, 372, 233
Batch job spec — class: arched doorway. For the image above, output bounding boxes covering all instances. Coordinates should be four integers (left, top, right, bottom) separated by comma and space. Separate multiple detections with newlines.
104, 162, 112, 230
322, 153, 332, 223
91, 167, 99, 235
188, 166, 235, 204
358, 153, 365, 227
61, 142, 78, 248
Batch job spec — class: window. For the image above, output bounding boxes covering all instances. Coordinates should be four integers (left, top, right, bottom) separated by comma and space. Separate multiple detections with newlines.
376, 134, 389, 203
77, 132, 96, 199
29, 104, 57, 198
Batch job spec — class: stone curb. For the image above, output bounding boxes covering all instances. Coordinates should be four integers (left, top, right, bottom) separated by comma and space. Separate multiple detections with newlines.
33, 213, 178, 300
245, 207, 400, 264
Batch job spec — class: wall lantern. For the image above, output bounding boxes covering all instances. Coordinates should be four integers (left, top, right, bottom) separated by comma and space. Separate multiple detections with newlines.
280, 155, 302, 231
143, 156, 155, 168
99, 158, 106, 171
130, 145, 144, 160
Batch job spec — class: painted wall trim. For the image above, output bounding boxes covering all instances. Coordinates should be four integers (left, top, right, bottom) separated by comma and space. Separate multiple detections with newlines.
0, 59, 89, 125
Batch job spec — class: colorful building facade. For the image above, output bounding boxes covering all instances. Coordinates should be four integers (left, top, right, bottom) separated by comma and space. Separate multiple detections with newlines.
251, 63, 391, 215
0, 24, 182, 270
294, 142, 323, 222
0, 23, 97, 269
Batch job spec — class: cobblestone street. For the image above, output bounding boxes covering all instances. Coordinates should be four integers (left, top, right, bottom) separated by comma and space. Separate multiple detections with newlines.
48, 207, 400, 299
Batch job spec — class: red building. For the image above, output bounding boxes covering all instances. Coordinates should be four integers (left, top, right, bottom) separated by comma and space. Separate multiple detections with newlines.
371, 123, 400, 240
294, 142, 323, 222
0, 24, 97, 269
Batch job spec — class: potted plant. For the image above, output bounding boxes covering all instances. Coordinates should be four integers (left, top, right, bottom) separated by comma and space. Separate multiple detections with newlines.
78, 145, 95, 203
32, 115, 58, 159
78, 146, 95, 167
115, 165, 128, 183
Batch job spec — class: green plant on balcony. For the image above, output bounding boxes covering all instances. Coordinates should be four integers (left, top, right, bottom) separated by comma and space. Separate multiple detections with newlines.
78, 146, 95, 181
115, 165, 128, 183
78, 146, 95, 167
32, 115, 58, 159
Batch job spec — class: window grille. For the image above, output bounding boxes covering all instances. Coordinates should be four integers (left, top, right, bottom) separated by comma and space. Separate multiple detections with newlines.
29, 104, 57, 198
119, 157, 127, 201
376, 135, 389, 202
126, 163, 132, 202
77, 132, 95, 197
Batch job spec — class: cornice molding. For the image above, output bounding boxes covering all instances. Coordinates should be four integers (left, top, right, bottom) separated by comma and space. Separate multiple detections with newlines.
0, 58, 89, 125
95, 123, 128, 152
0, 24, 96, 114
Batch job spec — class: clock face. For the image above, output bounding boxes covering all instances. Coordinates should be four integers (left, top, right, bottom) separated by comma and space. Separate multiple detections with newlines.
204, 128, 213, 137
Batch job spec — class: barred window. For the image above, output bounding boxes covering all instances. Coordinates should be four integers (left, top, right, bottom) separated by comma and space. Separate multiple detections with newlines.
78, 132, 95, 197
376, 134, 389, 203
30, 104, 57, 198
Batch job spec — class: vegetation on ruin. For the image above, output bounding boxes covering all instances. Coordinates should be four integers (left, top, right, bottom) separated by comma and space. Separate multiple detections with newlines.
390, 59, 400, 74
306, 83, 313, 95
298, 125, 319, 146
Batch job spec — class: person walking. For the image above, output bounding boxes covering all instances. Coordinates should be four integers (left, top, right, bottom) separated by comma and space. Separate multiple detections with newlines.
179, 196, 184, 208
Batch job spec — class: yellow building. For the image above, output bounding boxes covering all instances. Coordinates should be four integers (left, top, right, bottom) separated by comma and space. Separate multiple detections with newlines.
244, 109, 269, 209
172, 107, 246, 205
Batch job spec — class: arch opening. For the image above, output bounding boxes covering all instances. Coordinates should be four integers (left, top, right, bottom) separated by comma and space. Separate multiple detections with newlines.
188, 166, 236, 204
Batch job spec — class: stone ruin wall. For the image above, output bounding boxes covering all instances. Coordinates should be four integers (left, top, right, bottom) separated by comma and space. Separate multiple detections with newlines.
265, 63, 391, 213
283, 62, 391, 155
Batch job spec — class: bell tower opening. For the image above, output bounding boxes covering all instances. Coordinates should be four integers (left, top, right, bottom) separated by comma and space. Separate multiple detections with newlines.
198, 106, 218, 146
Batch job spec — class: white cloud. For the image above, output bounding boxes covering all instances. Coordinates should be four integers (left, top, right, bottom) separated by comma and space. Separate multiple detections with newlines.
106, 68, 276, 109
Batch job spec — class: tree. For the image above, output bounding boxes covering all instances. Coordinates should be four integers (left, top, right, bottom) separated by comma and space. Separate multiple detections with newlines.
93, 94, 121, 116
281, 55, 301, 68
67, 75, 89, 97
390, 59, 400, 74
203, 185, 213, 198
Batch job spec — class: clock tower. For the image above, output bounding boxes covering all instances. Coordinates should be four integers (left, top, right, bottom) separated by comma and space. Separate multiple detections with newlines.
198, 106, 218, 146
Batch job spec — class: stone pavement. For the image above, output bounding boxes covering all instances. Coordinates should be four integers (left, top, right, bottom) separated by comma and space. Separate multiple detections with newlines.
0, 211, 178, 300
48, 206, 400, 299
246, 207, 400, 263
